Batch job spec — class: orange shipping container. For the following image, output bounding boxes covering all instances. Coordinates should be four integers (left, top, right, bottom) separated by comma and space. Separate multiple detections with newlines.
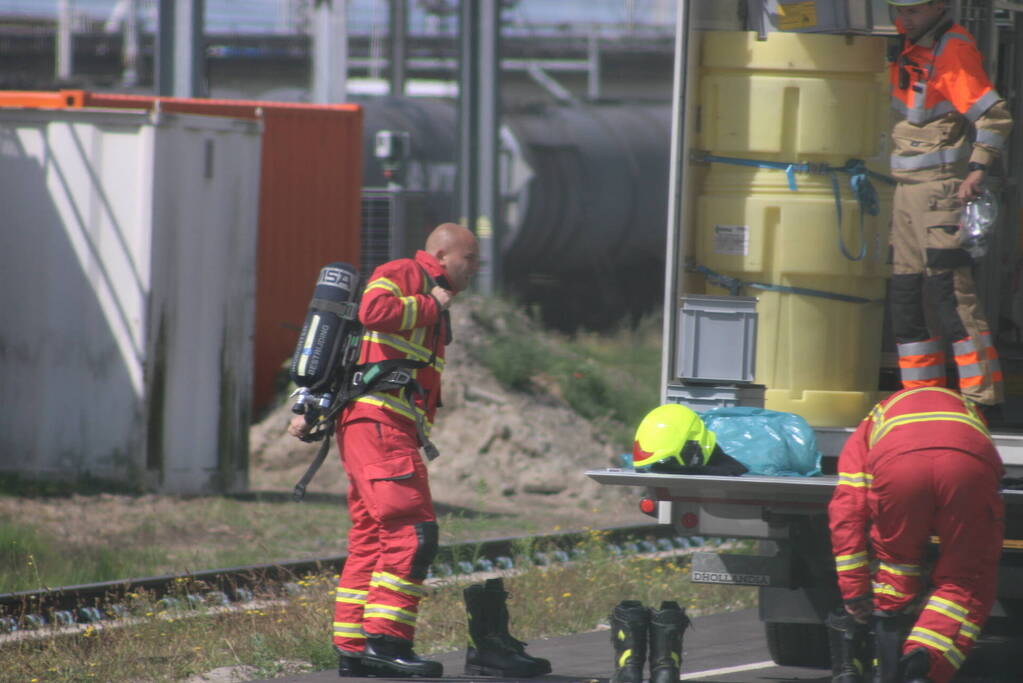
0, 90, 363, 411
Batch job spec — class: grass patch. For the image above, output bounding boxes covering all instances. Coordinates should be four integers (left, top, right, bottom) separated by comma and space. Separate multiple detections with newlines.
3, 535, 757, 682
0, 498, 544, 590
471, 299, 662, 451
0, 518, 170, 592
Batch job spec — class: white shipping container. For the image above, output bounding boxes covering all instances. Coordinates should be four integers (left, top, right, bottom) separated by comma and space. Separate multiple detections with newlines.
0, 107, 262, 494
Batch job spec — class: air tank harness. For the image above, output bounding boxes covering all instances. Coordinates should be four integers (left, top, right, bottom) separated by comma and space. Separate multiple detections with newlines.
692, 152, 896, 262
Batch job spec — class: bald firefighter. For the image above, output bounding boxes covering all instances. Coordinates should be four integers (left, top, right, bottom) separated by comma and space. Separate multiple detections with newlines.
290, 223, 478, 677
885, 0, 1012, 407
828, 387, 1004, 683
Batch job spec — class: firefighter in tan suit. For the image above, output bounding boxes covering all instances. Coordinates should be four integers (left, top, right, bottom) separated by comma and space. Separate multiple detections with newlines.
886, 0, 1012, 407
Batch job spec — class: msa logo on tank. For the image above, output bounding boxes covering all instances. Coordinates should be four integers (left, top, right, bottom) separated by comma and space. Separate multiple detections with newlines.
318, 266, 355, 290
291, 262, 361, 392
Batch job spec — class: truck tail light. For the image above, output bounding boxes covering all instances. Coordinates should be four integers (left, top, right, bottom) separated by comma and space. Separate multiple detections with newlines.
639, 498, 657, 516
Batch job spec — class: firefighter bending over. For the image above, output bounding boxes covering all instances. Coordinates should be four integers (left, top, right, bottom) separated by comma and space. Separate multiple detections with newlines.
827, 387, 1004, 683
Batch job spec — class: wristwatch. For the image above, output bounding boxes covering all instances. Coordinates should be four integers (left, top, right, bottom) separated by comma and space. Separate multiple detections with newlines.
967, 161, 988, 173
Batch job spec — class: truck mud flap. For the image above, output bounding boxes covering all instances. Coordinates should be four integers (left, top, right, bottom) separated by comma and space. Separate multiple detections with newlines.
690, 551, 792, 588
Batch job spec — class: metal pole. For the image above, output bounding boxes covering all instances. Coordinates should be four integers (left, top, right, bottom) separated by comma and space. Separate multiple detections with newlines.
156, 0, 205, 97
157, 0, 173, 94
123, 0, 139, 87
587, 27, 601, 100
659, 0, 691, 401
174, 0, 205, 97
389, 0, 407, 96
457, 0, 479, 240
476, 0, 501, 293
56, 0, 73, 81
312, 0, 349, 103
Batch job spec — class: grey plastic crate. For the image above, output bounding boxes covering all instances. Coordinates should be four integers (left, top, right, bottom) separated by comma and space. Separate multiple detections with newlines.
666, 383, 766, 414
676, 295, 758, 384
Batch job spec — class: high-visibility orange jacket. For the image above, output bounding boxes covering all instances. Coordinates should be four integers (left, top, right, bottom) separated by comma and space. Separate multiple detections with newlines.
828, 387, 1002, 602
342, 250, 448, 435
889, 18, 1012, 182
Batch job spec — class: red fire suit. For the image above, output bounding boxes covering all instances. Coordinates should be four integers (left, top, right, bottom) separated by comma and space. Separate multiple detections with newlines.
332, 250, 448, 654
828, 387, 1004, 683
887, 18, 1012, 405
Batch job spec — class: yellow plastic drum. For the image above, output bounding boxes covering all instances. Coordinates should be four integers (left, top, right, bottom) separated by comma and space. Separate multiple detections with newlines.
694, 32, 893, 427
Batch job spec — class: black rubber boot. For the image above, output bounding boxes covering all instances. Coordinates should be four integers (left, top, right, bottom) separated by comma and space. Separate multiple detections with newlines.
338, 655, 366, 678
826, 609, 868, 683
463, 582, 547, 677
873, 613, 913, 683
335, 646, 367, 678
648, 600, 690, 683
362, 633, 443, 678
898, 647, 931, 683
482, 578, 552, 674
610, 600, 650, 683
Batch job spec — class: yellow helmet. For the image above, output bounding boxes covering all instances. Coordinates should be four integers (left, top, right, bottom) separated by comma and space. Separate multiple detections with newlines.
632, 404, 717, 470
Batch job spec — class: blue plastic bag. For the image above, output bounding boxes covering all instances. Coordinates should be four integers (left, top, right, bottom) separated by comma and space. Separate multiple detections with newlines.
701, 407, 822, 477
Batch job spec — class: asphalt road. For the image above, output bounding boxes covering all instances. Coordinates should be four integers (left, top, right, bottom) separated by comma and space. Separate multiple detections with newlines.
253, 608, 1021, 682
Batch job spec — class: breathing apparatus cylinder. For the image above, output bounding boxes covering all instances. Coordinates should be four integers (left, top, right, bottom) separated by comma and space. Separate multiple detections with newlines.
289, 262, 361, 408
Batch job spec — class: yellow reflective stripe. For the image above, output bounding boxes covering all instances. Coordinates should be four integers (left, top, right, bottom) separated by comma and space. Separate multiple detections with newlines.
837, 472, 872, 488
362, 330, 445, 372
878, 561, 921, 577
872, 582, 910, 599
924, 596, 981, 643
618, 649, 632, 667
362, 330, 432, 362
399, 296, 419, 330
354, 393, 433, 434
333, 621, 365, 638
959, 620, 981, 642
336, 587, 368, 600
880, 387, 965, 414
870, 411, 990, 447
371, 571, 426, 598
870, 387, 974, 439
410, 325, 426, 347
364, 603, 418, 627
835, 551, 869, 572
907, 627, 966, 668
927, 595, 970, 620
365, 277, 402, 296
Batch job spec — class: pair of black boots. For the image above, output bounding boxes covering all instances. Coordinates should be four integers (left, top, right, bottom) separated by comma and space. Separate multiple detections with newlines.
463, 577, 552, 677
827, 610, 932, 683
610, 600, 690, 683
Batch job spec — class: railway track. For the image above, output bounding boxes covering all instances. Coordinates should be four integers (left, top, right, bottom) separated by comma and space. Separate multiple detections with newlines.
0, 522, 721, 636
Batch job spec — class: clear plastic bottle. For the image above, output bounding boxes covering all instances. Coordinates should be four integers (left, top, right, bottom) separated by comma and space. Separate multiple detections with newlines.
959, 190, 999, 259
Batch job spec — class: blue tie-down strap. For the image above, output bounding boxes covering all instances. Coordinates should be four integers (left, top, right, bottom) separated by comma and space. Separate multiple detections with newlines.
694, 152, 896, 262
689, 264, 883, 305
701, 407, 823, 477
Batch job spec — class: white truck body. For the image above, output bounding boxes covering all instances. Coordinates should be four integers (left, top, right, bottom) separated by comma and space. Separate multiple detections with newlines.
588, 0, 1023, 667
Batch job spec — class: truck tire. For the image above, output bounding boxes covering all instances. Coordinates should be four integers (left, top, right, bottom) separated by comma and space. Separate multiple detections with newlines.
764, 621, 831, 668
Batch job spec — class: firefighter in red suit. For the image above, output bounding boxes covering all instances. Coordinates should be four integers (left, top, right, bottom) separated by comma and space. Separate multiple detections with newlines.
290, 223, 479, 678
828, 386, 1004, 682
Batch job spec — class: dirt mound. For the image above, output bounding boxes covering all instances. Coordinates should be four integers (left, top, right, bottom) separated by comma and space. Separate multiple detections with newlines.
249, 295, 634, 518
